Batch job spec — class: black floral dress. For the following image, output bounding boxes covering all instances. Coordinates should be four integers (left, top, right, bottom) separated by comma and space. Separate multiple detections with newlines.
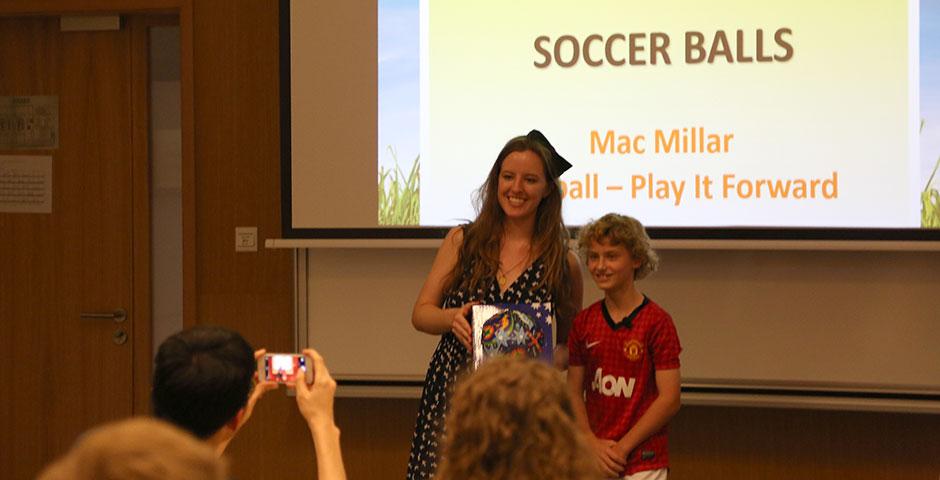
406, 259, 553, 479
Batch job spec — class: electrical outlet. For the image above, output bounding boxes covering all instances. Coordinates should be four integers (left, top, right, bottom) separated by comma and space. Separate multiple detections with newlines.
235, 227, 258, 252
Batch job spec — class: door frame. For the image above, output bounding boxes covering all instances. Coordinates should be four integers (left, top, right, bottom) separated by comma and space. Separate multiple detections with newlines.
0, 0, 197, 414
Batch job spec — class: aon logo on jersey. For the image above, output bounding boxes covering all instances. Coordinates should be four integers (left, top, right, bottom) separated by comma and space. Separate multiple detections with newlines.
592, 368, 636, 398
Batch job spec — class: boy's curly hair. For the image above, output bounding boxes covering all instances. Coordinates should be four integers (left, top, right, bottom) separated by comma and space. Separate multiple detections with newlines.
435, 356, 598, 480
577, 213, 659, 280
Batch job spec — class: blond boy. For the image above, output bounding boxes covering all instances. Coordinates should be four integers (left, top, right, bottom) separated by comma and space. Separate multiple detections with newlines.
567, 214, 681, 480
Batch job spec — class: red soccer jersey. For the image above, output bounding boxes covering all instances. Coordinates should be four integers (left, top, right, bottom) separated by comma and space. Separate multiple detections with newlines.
568, 297, 681, 475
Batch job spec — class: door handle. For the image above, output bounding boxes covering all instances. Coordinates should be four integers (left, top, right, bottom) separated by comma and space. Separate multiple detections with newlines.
80, 308, 127, 323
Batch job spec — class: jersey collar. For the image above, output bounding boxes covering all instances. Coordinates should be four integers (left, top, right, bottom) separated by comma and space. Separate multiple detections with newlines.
601, 295, 649, 330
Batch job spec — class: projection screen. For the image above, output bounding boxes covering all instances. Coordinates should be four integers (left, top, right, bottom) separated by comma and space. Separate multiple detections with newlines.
281, 0, 940, 240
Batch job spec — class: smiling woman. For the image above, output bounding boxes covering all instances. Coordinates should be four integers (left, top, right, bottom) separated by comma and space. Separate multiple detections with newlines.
406, 131, 584, 479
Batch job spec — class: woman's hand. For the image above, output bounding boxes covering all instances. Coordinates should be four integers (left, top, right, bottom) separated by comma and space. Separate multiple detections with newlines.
451, 302, 477, 350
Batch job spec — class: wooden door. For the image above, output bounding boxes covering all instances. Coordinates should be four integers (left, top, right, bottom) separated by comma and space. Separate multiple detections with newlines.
0, 16, 149, 479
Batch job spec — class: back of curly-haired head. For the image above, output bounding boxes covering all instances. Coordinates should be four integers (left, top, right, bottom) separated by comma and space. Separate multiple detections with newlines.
578, 213, 659, 280
435, 356, 598, 480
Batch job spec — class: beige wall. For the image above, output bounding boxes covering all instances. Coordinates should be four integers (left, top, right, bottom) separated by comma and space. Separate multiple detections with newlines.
191, 1, 940, 479
305, 247, 940, 397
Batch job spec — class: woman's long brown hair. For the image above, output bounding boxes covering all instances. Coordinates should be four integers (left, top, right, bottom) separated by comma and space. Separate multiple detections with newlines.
442, 135, 575, 330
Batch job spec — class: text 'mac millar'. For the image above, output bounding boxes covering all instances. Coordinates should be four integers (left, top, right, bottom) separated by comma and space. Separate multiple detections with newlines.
558, 128, 838, 207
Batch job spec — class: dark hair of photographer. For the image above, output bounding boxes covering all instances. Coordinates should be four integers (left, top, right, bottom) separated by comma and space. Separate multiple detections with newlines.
152, 325, 255, 439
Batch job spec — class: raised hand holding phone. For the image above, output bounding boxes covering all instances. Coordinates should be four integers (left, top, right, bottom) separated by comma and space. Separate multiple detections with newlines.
292, 348, 347, 480
293, 348, 336, 425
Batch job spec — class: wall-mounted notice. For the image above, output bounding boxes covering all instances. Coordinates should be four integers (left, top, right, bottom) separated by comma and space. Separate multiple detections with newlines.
0, 155, 53, 214
0, 96, 59, 150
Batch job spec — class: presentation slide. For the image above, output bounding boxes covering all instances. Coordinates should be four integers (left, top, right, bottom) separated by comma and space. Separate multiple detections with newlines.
373, 0, 940, 230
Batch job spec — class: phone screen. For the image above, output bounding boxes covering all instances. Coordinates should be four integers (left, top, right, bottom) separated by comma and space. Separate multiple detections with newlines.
262, 354, 307, 383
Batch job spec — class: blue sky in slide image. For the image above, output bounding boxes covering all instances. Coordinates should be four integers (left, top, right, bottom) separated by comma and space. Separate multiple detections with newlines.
921, 0, 940, 190
377, 0, 420, 177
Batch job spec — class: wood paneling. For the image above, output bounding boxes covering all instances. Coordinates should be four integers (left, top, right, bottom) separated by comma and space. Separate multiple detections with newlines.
334, 398, 418, 479
0, 0, 183, 16
189, 0, 295, 477
670, 406, 940, 479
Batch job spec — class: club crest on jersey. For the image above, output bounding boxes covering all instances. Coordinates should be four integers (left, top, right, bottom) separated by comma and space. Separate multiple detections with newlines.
623, 339, 643, 361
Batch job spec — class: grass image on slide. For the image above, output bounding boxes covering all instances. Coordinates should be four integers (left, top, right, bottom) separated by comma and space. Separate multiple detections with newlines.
922, 120, 940, 228
378, 146, 420, 225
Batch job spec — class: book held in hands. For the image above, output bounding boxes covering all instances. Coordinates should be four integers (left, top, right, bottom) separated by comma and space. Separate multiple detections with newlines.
471, 303, 553, 368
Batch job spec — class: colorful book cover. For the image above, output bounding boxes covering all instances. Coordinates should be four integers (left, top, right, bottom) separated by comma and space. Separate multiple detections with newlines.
471, 303, 553, 369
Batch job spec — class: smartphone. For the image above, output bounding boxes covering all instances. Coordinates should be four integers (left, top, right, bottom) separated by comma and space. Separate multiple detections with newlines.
258, 353, 313, 384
